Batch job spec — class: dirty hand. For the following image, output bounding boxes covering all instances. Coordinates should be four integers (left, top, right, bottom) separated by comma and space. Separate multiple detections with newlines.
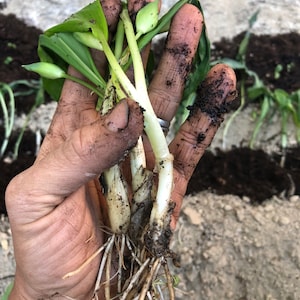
5, 0, 236, 299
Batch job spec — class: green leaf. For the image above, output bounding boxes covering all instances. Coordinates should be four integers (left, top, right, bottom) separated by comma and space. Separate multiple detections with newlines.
41, 33, 103, 83
38, 32, 106, 100
212, 58, 245, 70
236, 10, 259, 62
247, 85, 268, 100
274, 64, 283, 79
249, 10, 260, 28
250, 95, 270, 148
45, 0, 108, 42
73, 32, 103, 51
273, 88, 290, 108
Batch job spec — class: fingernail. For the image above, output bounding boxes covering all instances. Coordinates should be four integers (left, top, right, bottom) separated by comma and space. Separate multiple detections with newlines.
105, 100, 129, 132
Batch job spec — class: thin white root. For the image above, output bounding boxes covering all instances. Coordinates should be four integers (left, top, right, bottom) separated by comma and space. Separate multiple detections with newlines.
126, 237, 142, 266
105, 247, 112, 299
164, 262, 175, 300
139, 258, 161, 300
120, 257, 151, 300
88, 233, 177, 299
94, 235, 115, 294
118, 235, 126, 294
61, 295, 77, 300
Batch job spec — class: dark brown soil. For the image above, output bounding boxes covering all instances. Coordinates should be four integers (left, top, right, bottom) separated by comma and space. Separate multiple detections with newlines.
211, 32, 300, 94
0, 13, 300, 214
187, 147, 300, 203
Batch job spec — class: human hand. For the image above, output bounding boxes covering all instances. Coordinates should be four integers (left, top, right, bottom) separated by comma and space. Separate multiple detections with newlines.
5, 0, 237, 299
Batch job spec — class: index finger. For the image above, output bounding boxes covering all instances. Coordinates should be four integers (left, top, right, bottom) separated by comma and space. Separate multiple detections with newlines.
148, 3, 203, 121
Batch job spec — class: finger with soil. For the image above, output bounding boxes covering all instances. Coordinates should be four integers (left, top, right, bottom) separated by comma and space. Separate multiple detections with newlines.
101, 0, 122, 31
169, 63, 237, 227
148, 3, 204, 122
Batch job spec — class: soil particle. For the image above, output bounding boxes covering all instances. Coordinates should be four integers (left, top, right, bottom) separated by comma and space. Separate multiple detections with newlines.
197, 132, 206, 143
165, 43, 193, 78
166, 43, 192, 58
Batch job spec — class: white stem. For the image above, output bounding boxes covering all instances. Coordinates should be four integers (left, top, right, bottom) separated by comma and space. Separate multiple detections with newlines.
121, 9, 174, 225
130, 137, 146, 179
104, 165, 131, 234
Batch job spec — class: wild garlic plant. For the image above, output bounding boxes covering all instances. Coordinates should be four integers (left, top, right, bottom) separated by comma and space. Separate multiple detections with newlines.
24, 0, 211, 298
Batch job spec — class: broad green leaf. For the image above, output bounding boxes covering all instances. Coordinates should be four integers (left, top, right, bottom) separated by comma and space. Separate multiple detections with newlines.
45, 0, 108, 42
42, 77, 65, 101
137, 0, 188, 52
40, 33, 102, 81
38, 32, 106, 100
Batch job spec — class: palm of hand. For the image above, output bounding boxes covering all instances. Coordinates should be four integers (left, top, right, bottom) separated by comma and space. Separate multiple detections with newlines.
7, 79, 114, 298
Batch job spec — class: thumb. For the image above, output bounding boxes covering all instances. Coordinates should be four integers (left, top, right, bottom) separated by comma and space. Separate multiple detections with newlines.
6, 99, 143, 213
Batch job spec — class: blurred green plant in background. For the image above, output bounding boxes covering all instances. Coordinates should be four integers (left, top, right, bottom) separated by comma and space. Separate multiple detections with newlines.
0, 79, 44, 160
212, 10, 300, 151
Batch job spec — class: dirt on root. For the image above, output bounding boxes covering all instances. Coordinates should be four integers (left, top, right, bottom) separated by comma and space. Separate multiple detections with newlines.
1, 13, 300, 215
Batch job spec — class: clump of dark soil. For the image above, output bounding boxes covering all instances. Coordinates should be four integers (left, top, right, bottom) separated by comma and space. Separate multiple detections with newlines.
187, 147, 300, 203
1, 13, 300, 214
211, 32, 300, 94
